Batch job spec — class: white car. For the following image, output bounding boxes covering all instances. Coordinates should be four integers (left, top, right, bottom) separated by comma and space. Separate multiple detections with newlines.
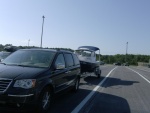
0, 51, 11, 62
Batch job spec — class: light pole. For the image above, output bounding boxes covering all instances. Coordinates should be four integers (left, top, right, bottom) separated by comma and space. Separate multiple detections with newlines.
40, 15, 45, 48
28, 39, 30, 47
99, 49, 101, 64
125, 42, 128, 63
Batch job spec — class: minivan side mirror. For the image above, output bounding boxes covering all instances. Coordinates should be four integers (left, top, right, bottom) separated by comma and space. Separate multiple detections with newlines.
0, 59, 3, 62
55, 63, 65, 70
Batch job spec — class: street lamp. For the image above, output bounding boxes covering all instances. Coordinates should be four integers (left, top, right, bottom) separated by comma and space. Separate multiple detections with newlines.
125, 42, 128, 62
40, 15, 45, 48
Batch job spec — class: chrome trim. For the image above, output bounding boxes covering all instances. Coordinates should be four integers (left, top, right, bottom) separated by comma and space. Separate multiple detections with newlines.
55, 80, 75, 93
8, 94, 34, 97
0, 78, 12, 93
56, 80, 74, 88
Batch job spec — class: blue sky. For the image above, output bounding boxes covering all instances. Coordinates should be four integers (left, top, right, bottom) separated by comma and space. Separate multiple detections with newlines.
0, 0, 150, 55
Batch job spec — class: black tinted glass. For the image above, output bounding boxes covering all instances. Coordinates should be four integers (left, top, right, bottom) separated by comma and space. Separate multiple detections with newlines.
73, 54, 80, 65
2, 50, 56, 68
64, 53, 74, 67
55, 54, 65, 67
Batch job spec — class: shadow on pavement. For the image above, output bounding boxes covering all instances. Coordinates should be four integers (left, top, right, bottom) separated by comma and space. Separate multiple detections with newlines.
0, 87, 131, 113
49, 88, 131, 113
102, 77, 139, 88
82, 76, 139, 88
81, 92, 131, 113
80, 76, 104, 86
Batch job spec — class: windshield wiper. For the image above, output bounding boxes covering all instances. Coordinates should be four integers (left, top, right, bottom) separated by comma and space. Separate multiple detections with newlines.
17, 64, 42, 68
16, 64, 32, 67
0, 63, 33, 67
0, 62, 6, 65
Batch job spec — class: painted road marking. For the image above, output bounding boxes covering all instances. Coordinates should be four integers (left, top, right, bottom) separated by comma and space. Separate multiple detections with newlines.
134, 67, 150, 73
127, 67, 150, 84
71, 67, 117, 113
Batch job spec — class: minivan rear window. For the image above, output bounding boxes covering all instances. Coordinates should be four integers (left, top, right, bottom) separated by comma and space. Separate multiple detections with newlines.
73, 54, 80, 65
64, 53, 74, 67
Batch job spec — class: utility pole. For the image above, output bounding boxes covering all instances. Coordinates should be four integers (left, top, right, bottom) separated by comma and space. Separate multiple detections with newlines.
40, 15, 45, 48
125, 42, 128, 63
28, 39, 30, 47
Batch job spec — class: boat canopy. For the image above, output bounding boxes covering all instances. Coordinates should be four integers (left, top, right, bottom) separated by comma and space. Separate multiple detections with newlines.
78, 46, 100, 51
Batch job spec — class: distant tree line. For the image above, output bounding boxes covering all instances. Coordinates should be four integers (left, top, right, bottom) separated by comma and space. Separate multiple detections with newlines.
0, 44, 74, 52
99, 54, 150, 65
0, 44, 149, 65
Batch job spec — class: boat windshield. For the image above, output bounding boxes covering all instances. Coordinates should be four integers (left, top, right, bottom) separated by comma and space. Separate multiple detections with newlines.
76, 50, 92, 57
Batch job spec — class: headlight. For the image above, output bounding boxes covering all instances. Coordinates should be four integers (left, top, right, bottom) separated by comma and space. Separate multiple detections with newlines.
14, 79, 36, 89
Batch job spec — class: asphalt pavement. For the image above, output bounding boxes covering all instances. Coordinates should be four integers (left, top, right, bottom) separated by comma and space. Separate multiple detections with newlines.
1, 65, 150, 113
78, 66, 150, 113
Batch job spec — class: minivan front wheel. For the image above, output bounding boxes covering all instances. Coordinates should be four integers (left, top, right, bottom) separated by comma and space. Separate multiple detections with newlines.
37, 87, 52, 113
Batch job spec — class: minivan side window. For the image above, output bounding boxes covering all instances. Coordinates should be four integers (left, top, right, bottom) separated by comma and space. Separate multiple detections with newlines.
73, 54, 80, 65
55, 54, 66, 67
64, 53, 74, 67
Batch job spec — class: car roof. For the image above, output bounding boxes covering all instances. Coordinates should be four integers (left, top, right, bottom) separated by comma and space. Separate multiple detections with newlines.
19, 48, 57, 52
17, 48, 73, 54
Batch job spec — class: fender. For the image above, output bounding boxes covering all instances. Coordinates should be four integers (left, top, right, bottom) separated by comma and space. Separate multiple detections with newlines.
35, 78, 55, 100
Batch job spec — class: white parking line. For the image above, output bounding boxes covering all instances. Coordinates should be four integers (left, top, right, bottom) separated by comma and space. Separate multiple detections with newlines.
133, 67, 150, 73
71, 67, 117, 113
127, 67, 150, 84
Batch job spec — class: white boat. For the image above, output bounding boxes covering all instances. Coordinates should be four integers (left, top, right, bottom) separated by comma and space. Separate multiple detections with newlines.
75, 46, 101, 78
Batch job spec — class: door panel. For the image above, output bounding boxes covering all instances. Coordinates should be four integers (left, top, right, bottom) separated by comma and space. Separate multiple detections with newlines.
64, 53, 77, 86
51, 53, 68, 93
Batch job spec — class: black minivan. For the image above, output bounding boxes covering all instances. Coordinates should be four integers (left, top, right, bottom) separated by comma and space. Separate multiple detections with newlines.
0, 49, 80, 113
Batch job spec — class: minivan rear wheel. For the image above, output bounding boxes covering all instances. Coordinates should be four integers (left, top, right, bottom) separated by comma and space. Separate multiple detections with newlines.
72, 78, 80, 92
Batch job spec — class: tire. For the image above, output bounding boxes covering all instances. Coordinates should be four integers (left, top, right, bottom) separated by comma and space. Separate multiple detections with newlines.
37, 87, 53, 113
94, 67, 101, 78
72, 78, 80, 92
97, 70, 101, 78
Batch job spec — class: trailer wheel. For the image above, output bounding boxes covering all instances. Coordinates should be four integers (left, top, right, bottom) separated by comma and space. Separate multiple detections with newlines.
94, 67, 101, 78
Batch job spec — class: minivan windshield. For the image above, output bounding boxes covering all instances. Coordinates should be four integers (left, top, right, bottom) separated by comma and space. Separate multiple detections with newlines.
2, 50, 56, 68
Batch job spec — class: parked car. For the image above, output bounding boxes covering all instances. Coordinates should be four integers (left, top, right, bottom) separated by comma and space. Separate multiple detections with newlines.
0, 49, 80, 113
124, 62, 129, 66
0, 51, 11, 62
100, 61, 105, 65
148, 64, 150, 68
4, 45, 18, 52
113, 62, 121, 66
